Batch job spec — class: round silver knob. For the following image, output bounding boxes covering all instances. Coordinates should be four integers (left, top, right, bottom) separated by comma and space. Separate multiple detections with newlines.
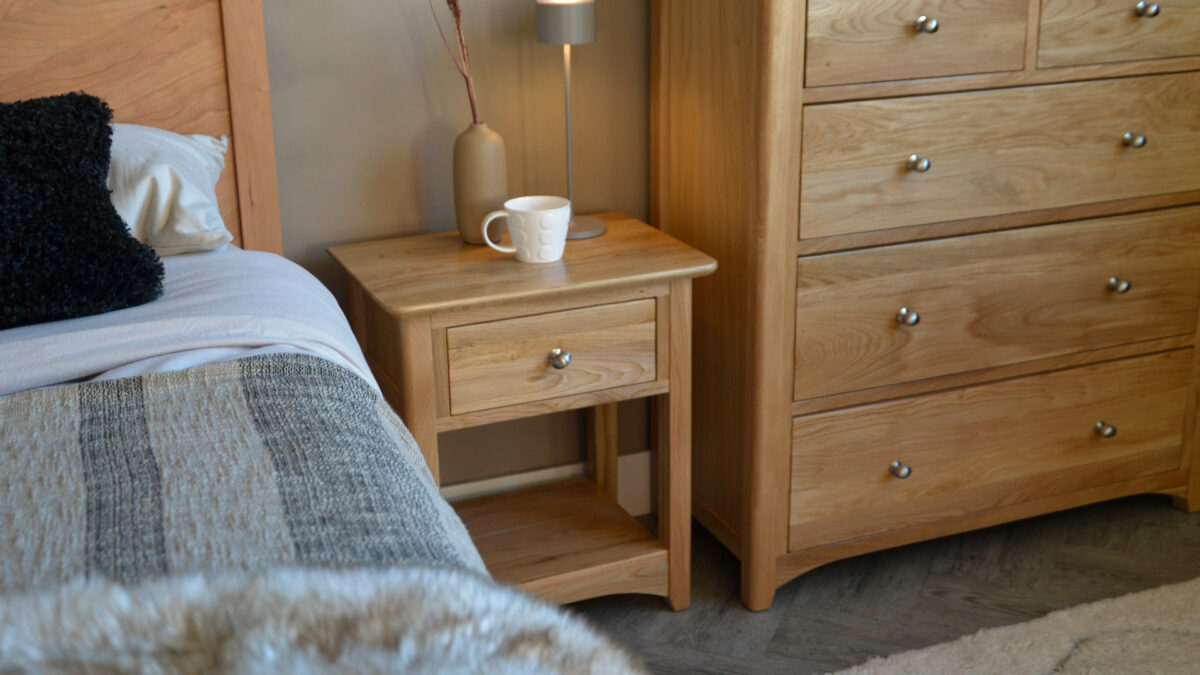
1135, 1, 1160, 17
897, 307, 921, 326
1094, 421, 1117, 438
1122, 132, 1148, 148
913, 15, 940, 33
906, 154, 932, 172
548, 348, 572, 369
889, 460, 912, 479
1107, 277, 1132, 294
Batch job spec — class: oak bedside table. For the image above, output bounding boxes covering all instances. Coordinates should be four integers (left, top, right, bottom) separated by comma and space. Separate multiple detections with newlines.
328, 213, 716, 609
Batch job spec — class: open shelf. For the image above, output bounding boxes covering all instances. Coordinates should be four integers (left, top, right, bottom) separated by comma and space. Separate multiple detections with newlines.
452, 477, 669, 604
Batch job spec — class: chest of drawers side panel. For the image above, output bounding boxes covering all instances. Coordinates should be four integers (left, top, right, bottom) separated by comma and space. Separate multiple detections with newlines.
653, 0, 806, 610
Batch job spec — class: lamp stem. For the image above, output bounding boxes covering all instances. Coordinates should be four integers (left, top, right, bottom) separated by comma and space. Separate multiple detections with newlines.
563, 43, 573, 205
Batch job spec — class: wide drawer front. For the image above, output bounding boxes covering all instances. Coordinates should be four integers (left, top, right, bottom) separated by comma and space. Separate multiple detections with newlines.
806, 0, 1026, 87
446, 299, 657, 414
789, 349, 1191, 550
800, 72, 1200, 239
793, 206, 1200, 401
1040, 0, 1200, 67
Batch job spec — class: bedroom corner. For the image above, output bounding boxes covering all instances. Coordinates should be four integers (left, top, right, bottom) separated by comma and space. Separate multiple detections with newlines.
260, 0, 654, 497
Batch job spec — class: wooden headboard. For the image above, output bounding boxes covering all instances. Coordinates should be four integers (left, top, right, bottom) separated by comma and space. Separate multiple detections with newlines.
0, 0, 282, 254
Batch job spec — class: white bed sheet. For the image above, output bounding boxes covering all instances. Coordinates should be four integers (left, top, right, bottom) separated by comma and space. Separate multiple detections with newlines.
0, 247, 376, 397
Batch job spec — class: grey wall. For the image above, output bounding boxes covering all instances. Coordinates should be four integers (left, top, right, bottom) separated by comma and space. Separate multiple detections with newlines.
262, 0, 651, 483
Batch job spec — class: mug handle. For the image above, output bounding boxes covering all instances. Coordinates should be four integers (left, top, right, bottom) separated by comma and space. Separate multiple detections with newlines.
481, 211, 516, 253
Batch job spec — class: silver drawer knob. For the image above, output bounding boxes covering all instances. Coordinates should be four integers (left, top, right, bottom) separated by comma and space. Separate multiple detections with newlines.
906, 154, 932, 172
1135, 1, 1160, 17
897, 307, 921, 326
1107, 277, 1132, 293
913, 15, 940, 33
1094, 421, 1117, 438
1122, 132, 1148, 148
548, 348, 572, 369
889, 460, 912, 479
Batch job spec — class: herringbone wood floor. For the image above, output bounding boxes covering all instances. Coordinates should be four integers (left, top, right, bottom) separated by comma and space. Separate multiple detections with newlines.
571, 495, 1200, 674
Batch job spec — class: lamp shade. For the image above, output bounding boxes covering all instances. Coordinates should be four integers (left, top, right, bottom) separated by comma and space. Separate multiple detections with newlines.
536, 0, 595, 45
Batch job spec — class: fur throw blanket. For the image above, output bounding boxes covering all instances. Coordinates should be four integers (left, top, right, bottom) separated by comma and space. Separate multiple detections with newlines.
0, 566, 645, 674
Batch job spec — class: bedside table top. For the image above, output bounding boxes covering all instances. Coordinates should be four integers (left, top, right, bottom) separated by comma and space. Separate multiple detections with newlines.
327, 214, 716, 317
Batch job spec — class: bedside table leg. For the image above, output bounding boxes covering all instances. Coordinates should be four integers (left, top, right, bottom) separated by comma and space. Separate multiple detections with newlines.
399, 315, 440, 484
658, 280, 692, 610
587, 403, 620, 500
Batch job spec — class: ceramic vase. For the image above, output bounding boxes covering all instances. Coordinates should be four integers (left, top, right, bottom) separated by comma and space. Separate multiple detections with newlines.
453, 122, 507, 245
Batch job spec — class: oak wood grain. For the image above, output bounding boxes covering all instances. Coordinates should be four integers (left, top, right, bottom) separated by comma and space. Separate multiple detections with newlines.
802, 54, 1200, 104
793, 207, 1200, 400
587, 403, 620, 500
430, 283, 668, 330
773, 469, 1189, 589
801, 72, 1200, 238
792, 335, 1193, 417
652, 0, 764, 606
659, 279, 692, 610
806, 0, 1027, 87
453, 478, 669, 604
653, 0, 1200, 612
794, 191, 1200, 255
1024, 0, 1043, 71
744, 0, 808, 613
789, 349, 1191, 548
0, 0, 281, 252
219, 0, 282, 254
326, 215, 715, 318
399, 315, 439, 483
1040, 0, 1200, 68
334, 213, 711, 607
653, 0, 807, 612
434, 380, 670, 432
445, 299, 657, 415
1178, 242, 1200, 512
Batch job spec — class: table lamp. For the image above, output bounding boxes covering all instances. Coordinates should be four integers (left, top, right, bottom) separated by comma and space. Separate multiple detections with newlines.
536, 0, 606, 239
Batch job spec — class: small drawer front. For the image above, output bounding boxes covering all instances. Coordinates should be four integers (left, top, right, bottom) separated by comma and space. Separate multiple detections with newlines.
789, 349, 1191, 550
794, 206, 1200, 401
800, 72, 1200, 239
806, 0, 1026, 87
446, 299, 657, 414
1040, 0, 1200, 67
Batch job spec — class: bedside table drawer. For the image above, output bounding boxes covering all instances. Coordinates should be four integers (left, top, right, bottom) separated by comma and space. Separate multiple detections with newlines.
1040, 0, 1200, 67
806, 0, 1026, 87
446, 299, 658, 414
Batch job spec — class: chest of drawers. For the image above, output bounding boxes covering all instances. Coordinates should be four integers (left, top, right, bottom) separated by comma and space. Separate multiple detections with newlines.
653, 0, 1200, 610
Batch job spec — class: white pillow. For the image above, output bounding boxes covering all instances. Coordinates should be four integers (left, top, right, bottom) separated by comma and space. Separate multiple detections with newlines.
107, 123, 233, 256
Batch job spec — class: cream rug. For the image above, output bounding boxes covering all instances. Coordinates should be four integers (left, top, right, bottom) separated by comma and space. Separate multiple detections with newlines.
835, 575, 1200, 674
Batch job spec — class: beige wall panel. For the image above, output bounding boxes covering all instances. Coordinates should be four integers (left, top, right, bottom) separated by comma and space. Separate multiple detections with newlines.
262, 0, 651, 482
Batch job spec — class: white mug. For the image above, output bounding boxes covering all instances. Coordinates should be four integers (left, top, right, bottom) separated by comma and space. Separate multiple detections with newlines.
481, 196, 572, 263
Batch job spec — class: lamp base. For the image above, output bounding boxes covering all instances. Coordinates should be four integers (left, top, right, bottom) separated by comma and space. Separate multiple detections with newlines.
566, 215, 607, 240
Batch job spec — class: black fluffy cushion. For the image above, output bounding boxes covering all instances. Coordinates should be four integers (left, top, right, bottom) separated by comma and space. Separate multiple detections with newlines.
1, 92, 163, 330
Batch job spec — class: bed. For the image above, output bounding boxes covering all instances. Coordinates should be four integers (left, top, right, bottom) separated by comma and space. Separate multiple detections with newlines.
0, 2, 640, 671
